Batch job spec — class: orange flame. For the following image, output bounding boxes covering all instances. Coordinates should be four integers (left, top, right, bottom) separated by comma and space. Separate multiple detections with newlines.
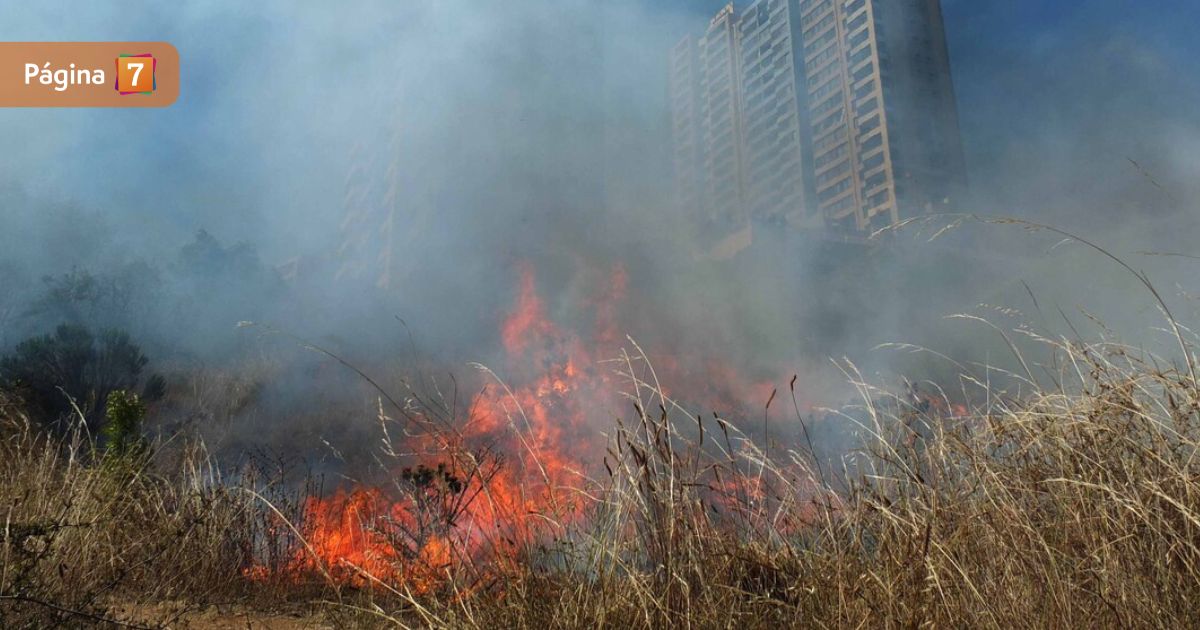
252, 262, 793, 592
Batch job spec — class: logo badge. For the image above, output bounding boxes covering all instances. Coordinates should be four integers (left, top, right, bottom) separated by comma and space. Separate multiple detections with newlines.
115, 53, 156, 95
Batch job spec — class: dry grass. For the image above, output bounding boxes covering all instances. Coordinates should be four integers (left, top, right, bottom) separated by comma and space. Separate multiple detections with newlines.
0, 392, 321, 628
3, 310, 1200, 626
404, 334, 1200, 629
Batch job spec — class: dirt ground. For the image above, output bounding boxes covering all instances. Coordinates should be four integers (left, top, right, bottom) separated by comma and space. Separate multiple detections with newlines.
109, 602, 338, 629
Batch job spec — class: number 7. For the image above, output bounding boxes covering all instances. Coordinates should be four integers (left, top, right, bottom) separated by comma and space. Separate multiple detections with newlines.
129, 62, 143, 86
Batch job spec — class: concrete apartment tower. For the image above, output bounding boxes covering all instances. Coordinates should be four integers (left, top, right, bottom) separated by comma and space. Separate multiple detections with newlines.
669, 0, 967, 245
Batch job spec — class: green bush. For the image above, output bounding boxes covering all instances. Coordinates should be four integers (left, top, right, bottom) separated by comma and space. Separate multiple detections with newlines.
102, 390, 146, 460
0, 324, 155, 433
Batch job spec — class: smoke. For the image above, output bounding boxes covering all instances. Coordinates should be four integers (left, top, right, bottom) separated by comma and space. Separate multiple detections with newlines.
5, 3, 685, 308
0, 0, 1197, 462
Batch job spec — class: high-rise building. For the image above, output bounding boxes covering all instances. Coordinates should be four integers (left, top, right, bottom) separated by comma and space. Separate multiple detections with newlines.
738, 0, 818, 229
669, 0, 966, 242
698, 4, 746, 231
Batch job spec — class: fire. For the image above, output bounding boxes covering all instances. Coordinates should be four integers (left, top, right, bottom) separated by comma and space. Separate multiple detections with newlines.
298, 487, 403, 586
499, 262, 557, 357
250, 486, 453, 593
253, 261, 790, 592
464, 262, 615, 521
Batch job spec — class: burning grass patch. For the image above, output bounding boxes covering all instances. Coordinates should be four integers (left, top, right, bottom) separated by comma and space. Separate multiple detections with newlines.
4, 236, 1200, 625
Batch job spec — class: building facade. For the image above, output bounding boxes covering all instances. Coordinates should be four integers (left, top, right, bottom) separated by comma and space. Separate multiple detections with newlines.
669, 0, 966, 242
698, 5, 746, 232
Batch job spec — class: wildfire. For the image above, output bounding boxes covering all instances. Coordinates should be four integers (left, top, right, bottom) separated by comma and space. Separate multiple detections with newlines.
296, 487, 447, 590
253, 261, 790, 593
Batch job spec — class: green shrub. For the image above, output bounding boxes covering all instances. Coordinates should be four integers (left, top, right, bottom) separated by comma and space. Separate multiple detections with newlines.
0, 324, 152, 432
102, 390, 146, 460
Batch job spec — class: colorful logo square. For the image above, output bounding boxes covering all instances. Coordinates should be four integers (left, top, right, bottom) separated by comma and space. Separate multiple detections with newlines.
115, 54, 156, 95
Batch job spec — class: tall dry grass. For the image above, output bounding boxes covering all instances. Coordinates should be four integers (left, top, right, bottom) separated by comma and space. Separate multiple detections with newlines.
3, 221, 1200, 628
5, 331, 1200, 628
316, 327, 1199, 628
0, 393, 317, 628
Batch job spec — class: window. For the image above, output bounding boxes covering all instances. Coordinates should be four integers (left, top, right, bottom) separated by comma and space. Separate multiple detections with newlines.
819, 178, 851, 202
863, 171, 887, 192
815, 142, 848, 169
861, 133, 883, 152
861, 151, 884, 172
817, 160, 850, 186
859, 113, 880, 134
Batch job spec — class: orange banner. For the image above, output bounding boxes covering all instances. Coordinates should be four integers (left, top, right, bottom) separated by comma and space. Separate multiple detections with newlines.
0, 42, 179, 107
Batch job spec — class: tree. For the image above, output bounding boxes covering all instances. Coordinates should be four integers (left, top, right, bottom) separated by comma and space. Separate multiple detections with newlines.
175, 229, 272, 284
0, 324, 157, 433
25, 264, 162, 335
